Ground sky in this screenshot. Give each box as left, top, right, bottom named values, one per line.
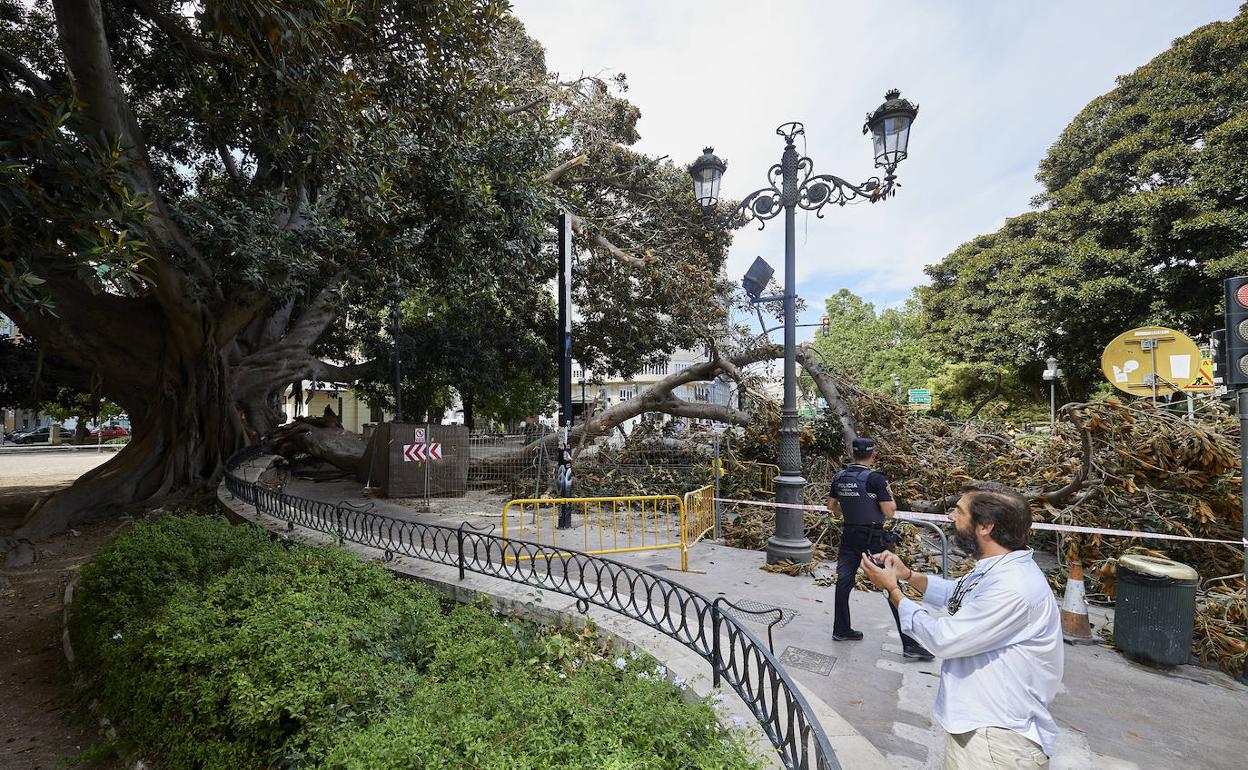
left=510, top=0, right=1243, bottom=342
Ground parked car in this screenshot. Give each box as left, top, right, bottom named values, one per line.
left=89, top=425, right=130, bottom=440
left=13, top=425, right=60, bottom=444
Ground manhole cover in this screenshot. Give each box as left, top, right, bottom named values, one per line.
left=779, top=646, right=836, bottom=676
left=720, top=598, right=798, bottom=628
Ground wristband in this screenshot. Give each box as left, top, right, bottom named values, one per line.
left=904, top=566, right=914, bottom=581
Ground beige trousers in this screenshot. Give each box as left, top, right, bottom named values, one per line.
left=944, top=727, right=1049, bottom=769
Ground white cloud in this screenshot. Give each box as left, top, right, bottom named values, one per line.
left=512, top=0, right=1241, bottom=341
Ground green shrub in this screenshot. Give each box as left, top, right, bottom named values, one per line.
left=70, top=514, right=759, bottom=770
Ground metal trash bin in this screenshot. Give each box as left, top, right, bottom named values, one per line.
left=1114, top=554, right=1198, bottom=667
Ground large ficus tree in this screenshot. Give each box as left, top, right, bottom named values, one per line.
left=920, top=7, right=1248, bottom=397
left=0, top=1, right=738, bottom=537
left=0, top=0, right=542, bottom=536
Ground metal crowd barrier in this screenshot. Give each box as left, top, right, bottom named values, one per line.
left=223, top=446, right=840, bottom=770
left=683, top=484, right=717, bottom=545
left=742, top=461, right=780, bottom=496
left=502, top=495, right=688, bottom=568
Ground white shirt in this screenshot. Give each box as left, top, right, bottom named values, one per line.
left=898, top=549, right=1064, bottom=755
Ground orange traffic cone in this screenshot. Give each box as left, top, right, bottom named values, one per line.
left=1061, top=556, right=1095, bottom=643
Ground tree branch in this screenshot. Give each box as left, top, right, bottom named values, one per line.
left=53, top=0, right=222, bottom=319
left=0, top=47, right=55, bottom=97
left=544, top=154, right=587, bottom=183
left=282, top=277, right=345, bottom=349
left=1039, top=408, right=1093, bottom=505
left=216, top=142, right=241, bottom=185
left=502, top=94, right=545, bottom=116
left=794, top=343, right=857, bottom=451
left=311, top=360, right=375, bottom=383
left=126, top=0, right=231, bottom=64
left=568, top=213, right=652, bottom=267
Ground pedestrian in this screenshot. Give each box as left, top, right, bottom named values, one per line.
left=826, top=436, right=933, bottom=659
left=860, top=481, right=1063, bottom=769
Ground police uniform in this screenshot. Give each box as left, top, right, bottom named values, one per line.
left=829, top=454, right=930, bottom=657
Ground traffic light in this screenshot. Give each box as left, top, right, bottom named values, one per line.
left=1211, top=328, right=1226, bottom=386
left=1223, top=277, right=1248, bottom=387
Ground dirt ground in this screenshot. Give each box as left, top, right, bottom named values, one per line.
left=0, top=451, right=115, bottom=770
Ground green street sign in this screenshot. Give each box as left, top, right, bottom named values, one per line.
left=908, top=388, right=931, bottom=411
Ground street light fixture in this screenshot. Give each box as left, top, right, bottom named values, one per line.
left=892, top=373, right=902, bottom=400
left=690, top=90, right=918, bottom=565
left=1042, top=356, right=1064, bottom=428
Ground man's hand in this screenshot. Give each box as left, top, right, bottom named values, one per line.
left=860, top=552, right=904, bottom=592
left=879, top=550, right=910, bottom=576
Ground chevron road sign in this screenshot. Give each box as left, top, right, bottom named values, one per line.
left=402, top=442, right=442, bottom=462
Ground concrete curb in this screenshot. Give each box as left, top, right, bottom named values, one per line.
left=217, top=455, right=890, bottom=770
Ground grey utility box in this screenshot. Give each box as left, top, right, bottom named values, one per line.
left=1114, top=554, right=1198, bottom=668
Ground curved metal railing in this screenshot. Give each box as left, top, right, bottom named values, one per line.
left=223, top=446, right=840, bottom=770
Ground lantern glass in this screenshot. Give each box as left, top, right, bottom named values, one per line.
left=884, top=114, right=911, bottom=163
left=688, top=147, right=726, bottom=208
left=693, top=166, right=722, bottom=207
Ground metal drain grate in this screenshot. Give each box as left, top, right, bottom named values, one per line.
left=720, top=598, right=798, bottom=628
left=779, top=646, right=836, bottom=676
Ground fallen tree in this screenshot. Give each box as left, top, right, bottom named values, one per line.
left=732, top=356, right=1247, bottom=675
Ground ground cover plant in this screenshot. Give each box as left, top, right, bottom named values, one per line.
left=69, top=514, right=758, bottom=770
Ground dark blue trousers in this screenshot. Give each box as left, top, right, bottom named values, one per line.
left=834, top=525, right=921, bottom=649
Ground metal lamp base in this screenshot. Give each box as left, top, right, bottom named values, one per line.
left=766, top=535, right=814, bottom=564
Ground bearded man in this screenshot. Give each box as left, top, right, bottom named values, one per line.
left=860, top=481, right=1064, bottom=770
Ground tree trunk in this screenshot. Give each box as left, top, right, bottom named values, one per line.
left=462, top=392, right=474, bottom=431
left=794, top=343, right=858, bottom=451
left=15, top=343, right=243, bottom=539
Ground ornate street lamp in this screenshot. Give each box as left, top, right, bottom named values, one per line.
left=1043, top=356, right=1064, bottom=428
left=689, top=90, right=918, bottom=565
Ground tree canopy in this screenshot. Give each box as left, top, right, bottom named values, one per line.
left=0, top=0, right=733, bottom=535
left=919, top=7, right=1248, bottom=398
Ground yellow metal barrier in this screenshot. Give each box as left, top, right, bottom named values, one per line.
left=683, top=484, right=716, bottom=546
left=502, top=495, right=690, bottom=570
left=742, top=461, right=779, bottom=496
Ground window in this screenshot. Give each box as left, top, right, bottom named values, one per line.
left=573, top=369, right=584, bottom=380
left=693, top=386, right=710, bottom=402
left=370, top=404, right=383, bottom=423
left=619, top=387, right=634, bottom=401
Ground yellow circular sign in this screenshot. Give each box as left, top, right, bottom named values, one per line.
left=1100, top=327, right=1201, bottom=396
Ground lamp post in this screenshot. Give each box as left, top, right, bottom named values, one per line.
left=689, top=90, right=918, bottom=565
left=1043, top=356, right=1063, bottom=428
left=892, top=373, right=902, bottom=401
left=389, top=278, right=403, bottom=423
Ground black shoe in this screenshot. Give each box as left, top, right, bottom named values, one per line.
left=903, top=645, right=934, bottom=660
left=832, top=629, right=864, bottom=641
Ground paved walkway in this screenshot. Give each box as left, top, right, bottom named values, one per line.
left=281, top=477, right=1248, bottom=770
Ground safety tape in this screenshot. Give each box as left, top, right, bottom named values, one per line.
left=711, top=497, right=1248, bottom=547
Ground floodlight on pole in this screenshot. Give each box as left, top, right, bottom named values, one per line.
left=742, top=256, right=776, bottom=302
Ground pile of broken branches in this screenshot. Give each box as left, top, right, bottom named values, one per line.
left=725, top=372, right=1246, bottom=675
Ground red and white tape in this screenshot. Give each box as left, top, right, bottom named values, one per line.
left=711, top=497, right=1248, bottom=547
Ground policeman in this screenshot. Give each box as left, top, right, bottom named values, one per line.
left=826, top=436, right=933, bottom=660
